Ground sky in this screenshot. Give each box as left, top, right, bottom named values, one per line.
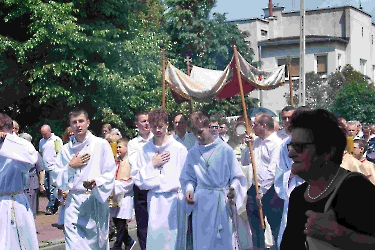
left=212, top=0, right=375, bottom=21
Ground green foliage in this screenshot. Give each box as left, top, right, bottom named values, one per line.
left=0, top=0, right=259, bottom=143
left=331, top=81, right=375, bottom=123
left=0, top=0, right=167, bottom=140
left=285, top=64, right=370, bottom=110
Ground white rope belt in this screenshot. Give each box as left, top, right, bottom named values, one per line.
left=0, top=190, right=27, bottom=249
left=197, top=185, right=229, bottom=239
left=0, top=190, right=24, bottom=197
left=69, top=190, right=92, bottom=195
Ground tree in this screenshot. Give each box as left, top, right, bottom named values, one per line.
left=331, top=81, right=375, bottom=123
left=284, top=64, right=370, bottom=110
left=0, top=0, right=167, bottom=141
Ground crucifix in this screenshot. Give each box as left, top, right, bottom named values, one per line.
left=184, top=55, right=193, bottom=113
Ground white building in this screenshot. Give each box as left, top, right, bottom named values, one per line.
left=231, top=5, right=375, bottom=115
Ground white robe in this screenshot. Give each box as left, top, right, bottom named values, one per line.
left=131, top=136, right=188, bottom=250
left=180, top=138, right=247, bottom=250
left=0, top=133, right=39, bottom=250
left=110, top=178, right=134, bottom=220
left=51, top=132, right=116, bottom=250
left=274, top=136, right=304, bottom=248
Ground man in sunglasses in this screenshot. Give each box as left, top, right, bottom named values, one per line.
left=241, top=113, right=284, bottom=250
left=209, top=117, right=220, bottom=137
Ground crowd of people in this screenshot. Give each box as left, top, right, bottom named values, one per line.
left=0, top=105, right=375, bottom=250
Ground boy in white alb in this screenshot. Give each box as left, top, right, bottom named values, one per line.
left=111, top=138, right=136, bottom=250
left=131, top=108, right=188, bottom=249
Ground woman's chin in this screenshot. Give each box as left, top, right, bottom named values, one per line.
left=291, top=163, right=301, bottom=176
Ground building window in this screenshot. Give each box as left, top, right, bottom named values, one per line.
left=362, top=27, right=364, bottom=37
left=372, top=35, right=374, bottom=45
left=316, top=55, right=328, bottom=75
left=261, top=29, right=268, bottom=37
left=360, top=59, right=367, bottom=75
left=278, top=58, right=300, bottom=78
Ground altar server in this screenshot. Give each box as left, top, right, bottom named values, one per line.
left=0, top=113, right=39, bottom=249
left=51, top=108, right=116, bottom=249
left=180, top=111, right=247, bottom=250
left=131, top=108, right=188, bottom=249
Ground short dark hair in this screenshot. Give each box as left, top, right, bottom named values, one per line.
left=290, top=109, right=346, bottom=165
left=281, top=105, right=296, bottom=113
left=188, top=111, right=210, bottom=131
left=69, top=108, right=89, bottom=120
left=148, top=108, right=168, bottom=126
left=0, top=113, right=13, bottom=130
left=354, top=139, right=368, bottom=154
left=219, top=118, right=228, bottom=126
left=134, top=110, right=148, bottom=122
left=174, top=113, right=187, bottom=121
left=102, top=123, right=112, bottom=130
left=258, top=114, right=274, bottom=130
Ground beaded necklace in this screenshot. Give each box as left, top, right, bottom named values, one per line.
left=307, top=168, right=341, bottom=200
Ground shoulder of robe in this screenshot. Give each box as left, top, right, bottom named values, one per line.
left=9, top=134, right=37, bottom=154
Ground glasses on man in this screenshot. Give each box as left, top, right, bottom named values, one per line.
left=287, top=142, right=315, bottom=154
left=210, top=126, right=219, bottom=129
left=281, top=116, right=291, bottom=121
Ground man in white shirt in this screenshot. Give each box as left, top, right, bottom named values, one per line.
left=241, top=113, right=284, bottom=250
left=51, top=108, right=116, bottom=249
left=276, top=106, right=295, bottom=141
left=128, top=111, right=153, bottom=250
left=173, top=113, right=196, bottom=150
left=39, top=124, right=63, bottom=215
left=219, top=119, right=230, bottom=143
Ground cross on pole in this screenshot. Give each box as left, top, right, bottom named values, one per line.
left=184, top=56, right=192, bottom=76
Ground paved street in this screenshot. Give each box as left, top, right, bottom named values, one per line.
left=36, top=195, right=141, bottom=249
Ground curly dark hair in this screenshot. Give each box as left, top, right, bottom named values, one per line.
left=0, top=113, right=13, bottom=131
left=148, top=108, right=168, bottom=126
left=289, top=109, right=346, bottom=165
left=188, top=111, right=210, bottom=131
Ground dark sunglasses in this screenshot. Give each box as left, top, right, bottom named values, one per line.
left=210, top=126, right=219, bottom=129
left=287, top=142, right=315, bottom=153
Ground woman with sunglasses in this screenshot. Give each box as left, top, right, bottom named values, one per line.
left=280, top=109, right=375, bottom=249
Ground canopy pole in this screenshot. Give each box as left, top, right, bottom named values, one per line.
left=161, top=49, right=167, bottom=108
left=233, top=45, right=265, bottom=229
left=287, top=56, right=294, bottom=106
left=185, top=56, right=193, bottom=113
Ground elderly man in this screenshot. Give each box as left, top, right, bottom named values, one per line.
left=241, top=113, right=284, bottom=250
left=51, top=108, right=116, bottom=249
left=128, top=111, right=153, bottom=250
left=173, top=113, right=196, bottom=150
left=39, top=124, right=63, bottom=215
left=0, top=113, right=40, bottom=249
left=347, top=121, right=359, bottom=138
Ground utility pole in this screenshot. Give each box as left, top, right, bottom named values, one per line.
left=299, top=0, right=306, bottom=106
